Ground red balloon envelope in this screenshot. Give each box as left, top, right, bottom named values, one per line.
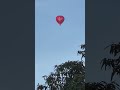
left=56, top=16, right=64, bottom=25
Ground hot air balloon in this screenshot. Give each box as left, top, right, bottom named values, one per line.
left=56, top=15, right=64, bottom=26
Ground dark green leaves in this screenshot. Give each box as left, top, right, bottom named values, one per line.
left=78, top=44, right=85, bottom=60
left=105, top=42, right=120, bottom=56
left=101, top=42, right=120, bottom=81
left=43, top=61, right=85, bottom=90
left=86, top=81, right=120, bottom=90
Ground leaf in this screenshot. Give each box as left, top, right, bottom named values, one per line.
left=111, top=70, right=116, bottom=81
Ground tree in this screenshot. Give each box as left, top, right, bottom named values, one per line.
left=86, top=81, right=120, bottom=90
left=78, top=44, right=85, bottom=61
left=44, top=60, right=85, bottom=90
left=101, top=42, right=120, bottom=81
left=37, top=44, right=85, bottom=90
left=86, top=42, right=120, bottom=90
left=37, top=83, right=47, bottom=90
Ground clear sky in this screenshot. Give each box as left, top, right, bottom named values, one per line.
left=35, top=0, right=85, bottom=88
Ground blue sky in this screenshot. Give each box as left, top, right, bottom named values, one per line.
left=35, top=0, right=85, bottom=88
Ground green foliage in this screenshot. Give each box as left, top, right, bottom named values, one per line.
left=37, top=44, right=85, bottom=90
left=104, top=42, right=120, bottom=56
left=37, top=84, right=47, bottom=90
left=101, top=42, right=120, bottom=81
left=85, top=81, right=120, bottom=90
left=78, top=44, right=85, bottom=61
left=86, top=42, right=120, bottom=90
left=44, top=61, right=85, bottom=90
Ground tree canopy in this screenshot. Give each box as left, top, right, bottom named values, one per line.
left=37, top=44, right=85, bottom=90
left=86, top=42, right=120, bottom=90
left=43, top=60, right=85, bottom=90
